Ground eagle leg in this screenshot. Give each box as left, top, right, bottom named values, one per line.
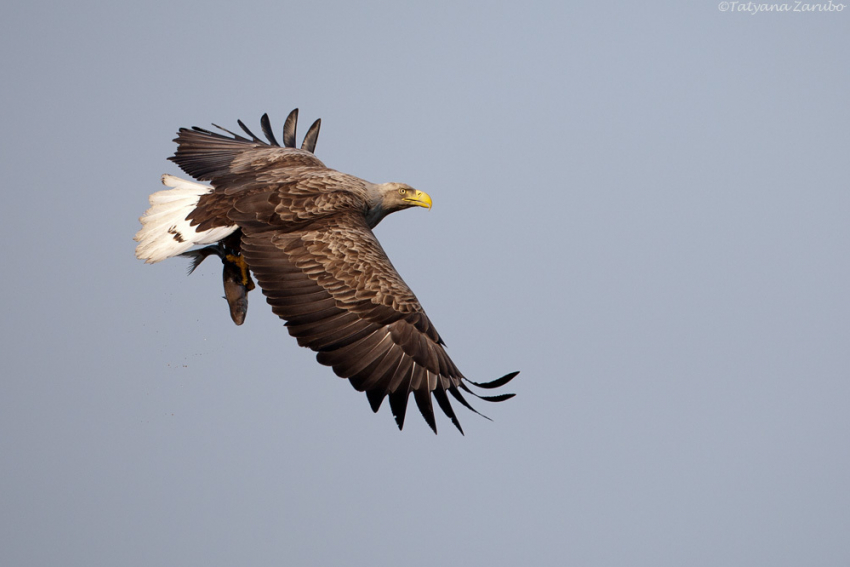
left=224, top=253, right=255, bottom=290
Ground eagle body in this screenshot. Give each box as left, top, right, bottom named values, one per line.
left=135, top=110, right=517, bottom=433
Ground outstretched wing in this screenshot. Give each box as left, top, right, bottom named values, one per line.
left=232, top=205, right=517, bottom=434
left=169, top=109, right=326, bottom=185
left=170, top=111, right=332, bottom=236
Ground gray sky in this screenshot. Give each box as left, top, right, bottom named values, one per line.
left=2, top=1, right=848, bottom=565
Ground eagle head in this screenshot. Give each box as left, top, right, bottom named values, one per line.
left=381, top=182, right=432, bottom=212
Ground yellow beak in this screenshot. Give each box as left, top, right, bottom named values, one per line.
left=404, top=190, right=432, bottom=210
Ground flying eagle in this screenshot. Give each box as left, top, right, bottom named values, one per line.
left=134, top=109, right=518, bottom=433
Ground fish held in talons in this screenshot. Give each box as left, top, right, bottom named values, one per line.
left=179, top=233, right=255, bottom=326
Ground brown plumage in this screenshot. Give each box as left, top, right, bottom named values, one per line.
left=140, top=109, right=518, bottom=433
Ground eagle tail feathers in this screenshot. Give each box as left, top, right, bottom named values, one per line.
left=134, top=174, right=236, bottom=264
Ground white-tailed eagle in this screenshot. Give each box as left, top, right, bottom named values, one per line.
left=135, top=109, right=518, bottom=433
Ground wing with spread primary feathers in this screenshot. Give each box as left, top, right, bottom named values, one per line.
left=169, top=109, right=325, bottom=185
left=231, top=202, right=516, bottom=434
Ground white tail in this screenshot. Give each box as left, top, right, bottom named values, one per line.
left=134, top=174, right=237, bottom=264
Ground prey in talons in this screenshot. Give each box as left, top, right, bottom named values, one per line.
left=180, top=232, right=255, bottom=325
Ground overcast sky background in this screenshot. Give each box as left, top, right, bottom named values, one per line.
left=1, top=1, right=848, bottom=565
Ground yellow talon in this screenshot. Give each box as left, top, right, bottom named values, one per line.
left=225, top=253, right=253, bottom=287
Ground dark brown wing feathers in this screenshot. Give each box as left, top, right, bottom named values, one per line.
left=260, top=113, right=279, bottom=147
left=301, top=119, right=321, bottom=153
left=169, top=112, right=518, bottom=433
left=283, top=109, right=298, bottom=148
left=169, top=110, right=325, bottom=184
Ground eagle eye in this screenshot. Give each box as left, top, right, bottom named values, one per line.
left=398, top=188, right=406, bottom=195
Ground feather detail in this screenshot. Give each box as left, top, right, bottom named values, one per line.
left=134, top=174, right=236, bottom=263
